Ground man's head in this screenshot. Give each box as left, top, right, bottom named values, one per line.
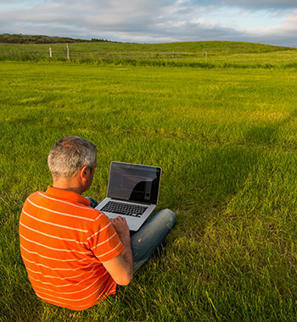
left=48, top=136, right=97, bottom=193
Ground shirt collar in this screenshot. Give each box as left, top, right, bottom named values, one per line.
left=45, top=186, right=91, bottom=206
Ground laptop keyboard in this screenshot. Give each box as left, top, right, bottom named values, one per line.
left=101, top=201, right=148, bottom=218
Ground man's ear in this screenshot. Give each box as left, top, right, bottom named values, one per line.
left=78, top=165, right=89, bottom=182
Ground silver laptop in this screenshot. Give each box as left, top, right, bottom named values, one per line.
left=95, top=161, right=161, bottom=231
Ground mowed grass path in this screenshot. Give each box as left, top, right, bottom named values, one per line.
left=0, top=61, right=296, bottom=320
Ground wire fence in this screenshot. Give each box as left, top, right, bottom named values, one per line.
left=1, top=43, right=297, bottom=69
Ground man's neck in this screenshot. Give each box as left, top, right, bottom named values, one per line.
left=52, top=177, right=83, bottom=195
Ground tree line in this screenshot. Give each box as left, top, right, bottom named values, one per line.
left=0, top=33, right=111, bottom=44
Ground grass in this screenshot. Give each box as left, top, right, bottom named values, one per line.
left=0, top=42, right=297, bottom=320
left=1, top=40, right=297, bottom=68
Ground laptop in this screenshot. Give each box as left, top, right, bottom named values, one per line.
left=95, top=161, right=161, bottom=231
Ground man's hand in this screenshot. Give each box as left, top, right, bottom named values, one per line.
left=103, top=216, right=133, bottom=285
left=110, top=217, right=130, bottom=246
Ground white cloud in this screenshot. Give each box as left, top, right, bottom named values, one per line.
left=284, top=10, right=297, bottom=29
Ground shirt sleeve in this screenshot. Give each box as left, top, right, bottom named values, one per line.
left=87, top=211, right=124, bottom=262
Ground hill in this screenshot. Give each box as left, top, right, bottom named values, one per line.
left=0, top=39, right=296, bottom=68
left=0, top=33, right=110, bottom=44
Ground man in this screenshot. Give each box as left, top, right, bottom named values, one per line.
left=19, top=136, right=176, bottom=311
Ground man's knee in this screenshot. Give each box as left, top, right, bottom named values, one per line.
left=158, top=208, right=176, bottom=230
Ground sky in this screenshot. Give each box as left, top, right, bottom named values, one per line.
left=0, top=0, right=297, bottom=47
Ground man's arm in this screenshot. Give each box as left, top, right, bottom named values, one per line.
left=102, top=217, right=133, bottom=285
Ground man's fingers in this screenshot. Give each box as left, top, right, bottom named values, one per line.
left=110, top=216, right=129, bottom=231
left=114, top=216, right=126, bottom=222
left=110, top=217, right=120, bottom=222
left=110, top=216, right=126, bottom=226
left=114, top=217, right=123, bottom=224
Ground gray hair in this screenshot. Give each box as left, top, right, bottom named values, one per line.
left=48, top=136, right=97, bottom=178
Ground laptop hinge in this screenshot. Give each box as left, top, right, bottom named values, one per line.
left=109, top=197, right=154, bottom=206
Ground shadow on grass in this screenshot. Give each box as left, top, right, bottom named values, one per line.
left=155, top=109, right=297, bottom=319
left=170, top=146, right=257, bottom=232
left=245, top=125, right=277, bottom=145
left=244, top=109, right=297, bottom=145
left=170, top=109, right=297, bottom=234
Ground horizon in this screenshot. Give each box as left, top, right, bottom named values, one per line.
left=1, top=33, right=296, bottom=49
left=0, top=1, right=297, bottom=48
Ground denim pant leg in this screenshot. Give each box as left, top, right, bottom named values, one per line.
left=131, top=208, right=176, bottom=273
left=86, top=197, right=99, bottom=208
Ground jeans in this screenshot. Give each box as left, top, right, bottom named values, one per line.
left=130, top=208, right=176, bottom=272
left=86, top=197, right=176, bottom=273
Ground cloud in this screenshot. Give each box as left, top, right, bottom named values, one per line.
left=0, top=0, right=296, bottom=47
left=245, top=9, right=297, bottom=46
left=191, top=0, right=297, bottom=10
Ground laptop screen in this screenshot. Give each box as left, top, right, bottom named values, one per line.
left=107, top=162, right=161, bottom=204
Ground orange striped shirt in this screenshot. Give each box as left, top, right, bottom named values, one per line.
left=19, top=186, right=124, bottom=311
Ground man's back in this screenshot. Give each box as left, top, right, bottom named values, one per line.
left=19, top=186, right=124, bottom=311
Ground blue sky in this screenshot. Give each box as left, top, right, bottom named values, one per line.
left=0, top=0, right=297, bottom=47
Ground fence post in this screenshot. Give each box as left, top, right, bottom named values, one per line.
left=66, top=43, right=70, bottom=60
left=49, top=47, right=52, bottom=58
left=204, top=51, right=208, bottom=60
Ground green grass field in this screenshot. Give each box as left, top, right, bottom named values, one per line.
left=0, top=41, right=296, bottom=320
left=1, top=40, right=297, bottom=68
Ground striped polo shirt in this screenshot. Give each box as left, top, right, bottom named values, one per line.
left=19, top=186, right=124, bottom=311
